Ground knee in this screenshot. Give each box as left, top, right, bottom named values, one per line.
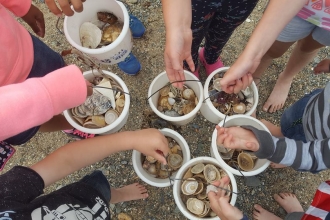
left=297, top=39, right=322, bottom=53
left=264, top=47, right=285, bottom=59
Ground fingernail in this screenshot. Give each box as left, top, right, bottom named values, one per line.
left=56, top=13, right=62, bottom=17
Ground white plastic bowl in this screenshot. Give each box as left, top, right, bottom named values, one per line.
left=148, top=71, right=203, bottom=126
left=63, top=70, right=130, bottom=135
left=200, top=67, right=259, bottom=124
left=173, top=157, right=237, bottom=220
left=211, top=115, right=270, bottom=176
left=64, top=0, right=132, bottom=65
left=132, top=128, right=191, bottom=187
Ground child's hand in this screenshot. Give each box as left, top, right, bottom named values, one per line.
left=216, top=125, right=259, bottom=152
left=85, top=80, right=93, bottom=97
left=22, top=5, right=45, bottom=38
left=314, top=59, right=330, bottom=74
left=131, top=129, right=169, bottom=165
left=208, top=176, right=244, bottom=220
left=45, top=0, right=84, bottom=17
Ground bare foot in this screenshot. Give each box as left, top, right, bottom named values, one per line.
left=110, top=183, right=148, bottom=204
left=260, top=119, right=283, bottom=137
left=274, top=193, right=304, bottom=213
left=270, top=162, right=287, bottom=169
left=263, top=72, right=292, bottom=113
left=253, top=204, right=281, bottom=220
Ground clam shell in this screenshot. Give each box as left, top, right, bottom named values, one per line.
left=233, top=102, right=246, bottom=114
left=213, top=78, right=222, bottom=91
left=167, top=153, right=183, bottom=169
left=182, top=103, right=195, bottom=115
left=158, top=96, right=172, bottom=111
left=79, top=22, right=102, bottom=49
left=73, top=116, right=85, bottom=125
left=193, top=182, right=204, bottom=195
left=101, top=23, right=122, bottom=44
left=181, top=178, right=198, bottom=195
left=196, top=187, right=207, bottom=200
left=238, top=152, right=254, bottom=171
left=146, top=155, right=157, bottom=163
left=182, top=89, right=196, bottom=100
left=186, top=198, right=205, bottom=215
left=83, top=120, right=101, bottom=128
left=116, top=98, right=125, bottom=108
left=105, top=109, right=119, bottom=125
left=183, top=167, right=193, bottom=179
left=191, top=163, right=205, bottom=174
left=91, top=115, right=106, bottom=127
left=147, top=164, right=157, bottom=175
left=203, top=164, right=221, bottom=183
left=159, top=86, right=170, bottom=97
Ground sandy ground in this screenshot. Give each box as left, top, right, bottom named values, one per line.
left=2, top=0, right=330, bottom=219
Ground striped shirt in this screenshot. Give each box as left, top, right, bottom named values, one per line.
left=244, top=82, right=330, bottom=172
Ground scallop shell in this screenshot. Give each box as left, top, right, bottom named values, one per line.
left=191, top=163, right=205, bottom=174
left=186, top=198, right=205, bottom=215
left=79, top=22, right=102, bottom=49
left=203, top=164, right=221, bottom=183
left=238, top=152, right=254, bottom=171
left=167, top=153, right=183, bottom=169
left=181, top=178, right=198, bottom=195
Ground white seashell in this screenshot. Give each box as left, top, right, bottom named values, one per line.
left=181, top=178, right=198, bottom=195
left=168, top=97, right=175, bottom=105
left=105, top=109, right=119, bottom=125
left=79, top=22, right=102, bottom=49
left=94, top=78, right=116, bottom=109
left=191, top=163, right=204, bottom=174
left=186, top=198, right=205, bottom=215
left=168, top=92, right=175, bottom=98
left=213, top=78, right=222, bottom=91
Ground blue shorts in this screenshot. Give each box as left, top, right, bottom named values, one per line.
left=4, top=34, right=65, bottom=145
left=79, top=170, right=111, bottom=202
left=280, top=89, right=322, bottom=142
left=277, top=15, right=330, bottom=46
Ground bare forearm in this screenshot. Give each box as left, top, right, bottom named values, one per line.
left=31, top=131, right=134, bottom=186
left=243, top=0, right=306, bottom=60
left=162, top=0, right=191, bottom=33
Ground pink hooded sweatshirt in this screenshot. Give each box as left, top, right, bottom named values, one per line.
left=0, top=1, right=87, bottom=140
left=0, top=0, right=33, bottom=85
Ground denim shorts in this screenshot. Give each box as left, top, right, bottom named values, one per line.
left=79, top=170, right=111, bottom=203
left=277, top=15, right=330, bottom=45
left=280, top=89, right=322, bottom=142
left=4, top=34, right=65, bottom=145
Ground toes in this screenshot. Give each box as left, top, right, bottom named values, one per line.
left=254, top=204, right=264, bottom=212
left=274, top=193, right=283, bottom=202
left=142, top=193, right=149, bottom=199
left=263, top=103, right=270, bottom=112
left=279, top=192, right=288, bottom=198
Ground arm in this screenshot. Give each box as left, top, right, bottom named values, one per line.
left=220, top=0, right=306, bottom=94
left=45, top=0, right=84, bottom=16
left=162, top=0, right=194, bottom=88
left=31, top=128, right=169, bottom=187
left=0, top=0, right=31, bottom=17
left=216, top=125, right=330, bottom=172
left=0, top=65, right=87, bottom=141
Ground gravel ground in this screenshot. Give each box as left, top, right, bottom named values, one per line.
left=2, top=0, right=330, bottom=219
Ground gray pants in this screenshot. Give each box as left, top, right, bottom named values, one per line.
left=285, top=212, right=304, bottom=220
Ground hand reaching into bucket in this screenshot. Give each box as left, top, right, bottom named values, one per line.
left=45, top=0, right=85, bottom=17
left=208, top=176, right=245, bottom=220
left=216, top=125, right=259, bottom=152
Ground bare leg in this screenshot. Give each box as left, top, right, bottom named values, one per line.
left=253, top=204, right=282, bottom=220
left=260, top=119, right=283, bottom=138
left=110, top=183, right=148, bottom=204
left=38, top=115, right=73, bottom=132
left=274, top=193, right=304, bottom=213
left=263, top=34, right=324, bottom=113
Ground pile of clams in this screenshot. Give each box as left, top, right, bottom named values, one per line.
left=157, top=84, right=198, bottom=117
left=208, top=73, right=254, bottom=115
left=142, top=137, right=183, bottom=178
left=180, top=163, right=231, bottom=218
left=71, top=75, right=125, bottom=129
left=218, top=144, right=258, bottom=171
left=80, top=12, right=123, bottom=49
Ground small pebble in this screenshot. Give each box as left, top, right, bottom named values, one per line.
left=121, top=160, right=128, bottom=165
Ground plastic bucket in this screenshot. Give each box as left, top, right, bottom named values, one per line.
left=211, top=115, right=270, bottom=176
left=63, top=70, right=130, bottom=135
left=200, top=67, right=259, bottom=124
left=148, top=71, right=203, bottom=126
left=132, top=128, right=191, bottom=187
left=173, top=156, right=237, bottom=220
left=63, top=0, right=132, bottom=65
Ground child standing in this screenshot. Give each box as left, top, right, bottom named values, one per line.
left=162, top=0, right=258, bottom=88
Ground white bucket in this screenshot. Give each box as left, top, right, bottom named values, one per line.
left=173, top=157, right=237, bottom=220
left=63, top=70, right=130, bottom=135
left=148, top=71, right=203, bottom=126
left=200, top=67, right=259, bottom=124
left=63, top=0, right=132, bottom=65
left=132, top=128, right=191, bottom=187
left=211, top=115, right=270, bottom=176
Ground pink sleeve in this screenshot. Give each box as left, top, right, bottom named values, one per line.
left=0, top=0, right=32, bottom=17
left=0, top=65, right=87, bottom=141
